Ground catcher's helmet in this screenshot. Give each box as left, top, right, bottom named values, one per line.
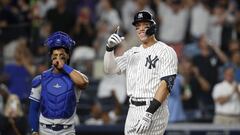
left=132, top=10, right=156, bottom=26
left=44, top=31, right=75, bottom=50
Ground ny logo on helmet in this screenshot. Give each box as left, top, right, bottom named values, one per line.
left=138, top=13, right=143, bottom=19
left=145, top=55, right=159, bottom=69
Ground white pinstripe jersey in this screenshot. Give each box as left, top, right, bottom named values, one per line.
left=115, top=41, right=178, bottom=98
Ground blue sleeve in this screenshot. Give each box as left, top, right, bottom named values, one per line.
left=32, top=75, right=42, bottom=88
left=28, top=99, right=40, bottom=132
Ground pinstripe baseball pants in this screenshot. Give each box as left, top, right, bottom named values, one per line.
left=124, top=99, right=169, bottom=135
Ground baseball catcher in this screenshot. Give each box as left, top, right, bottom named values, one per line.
left=28, top=31, right=89, bottom=135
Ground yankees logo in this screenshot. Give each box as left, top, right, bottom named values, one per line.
left=145, top=55, right=159, bottom=69
left=138, top=13, right=143, bottom=19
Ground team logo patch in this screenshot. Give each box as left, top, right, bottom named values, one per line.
left=53, top=83, right=62, bottom=88
left=138, top=13, right=143, bottom=19
left=145, top=55, right=159, bottom=69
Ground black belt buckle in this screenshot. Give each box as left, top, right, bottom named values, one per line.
left=131, top=99, right=146, bottom=106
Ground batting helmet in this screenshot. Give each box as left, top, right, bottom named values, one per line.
left=132, top=10, right=156, bottom=26
left=44, top=31, right=75, bottom=51
left=132, top=10, right=157, bottom=36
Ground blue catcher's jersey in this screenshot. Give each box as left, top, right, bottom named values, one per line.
left=40, top=69, right=76, bottom=119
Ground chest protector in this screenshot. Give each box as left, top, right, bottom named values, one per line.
left=40, top=69, right=76, bottom=119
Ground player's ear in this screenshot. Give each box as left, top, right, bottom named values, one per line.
left=66, top=54, right=70, bottom=60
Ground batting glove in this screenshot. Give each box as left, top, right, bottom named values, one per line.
left=106, top=26, right=124, bottom=50
left=107, top=33, right=124, bottom=48
left=135, top=112, right=153, bottom=134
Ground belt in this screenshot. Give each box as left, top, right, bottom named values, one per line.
left=130, top=99, right=153, bottom=106
left=40, top=123, right=72, bottom=131
left=131, top=99, right=147, bottom=106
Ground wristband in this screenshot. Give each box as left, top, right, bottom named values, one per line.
left=106, top=45, right=116, bottom=52
left=63, top=64, right=74, bottom=74
left=146, top=98, right=162, bottom=114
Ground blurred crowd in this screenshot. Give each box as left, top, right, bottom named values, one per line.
left=0, top=0, right=240, bottom=134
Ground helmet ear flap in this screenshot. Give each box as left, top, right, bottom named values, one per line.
left=146, top=23, right=157, bottom=36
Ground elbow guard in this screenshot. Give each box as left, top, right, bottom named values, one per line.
left=161, top=74, right=176, bottom=92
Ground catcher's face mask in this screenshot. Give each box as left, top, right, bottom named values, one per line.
left=45, top=31, right=75, bottom=65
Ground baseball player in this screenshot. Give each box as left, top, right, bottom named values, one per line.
left=28, top=31, right=89, bottom=135
left=104, top=10, right=178, bottom=135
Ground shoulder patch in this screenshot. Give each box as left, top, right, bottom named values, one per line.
left=32, top=75, right=42, bottom=88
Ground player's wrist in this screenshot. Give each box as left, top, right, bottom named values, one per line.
left=106, top=44, right=116, bottom=52
left=63, top=64, right=74, bottom=74
left=106, top=45, right=116, bottom=52
left=146, top=98, right=162, bottom=114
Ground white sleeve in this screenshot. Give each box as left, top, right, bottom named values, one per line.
left=104, top=48, right=132, bottom=74
left=159, top=47, right=178, bottom=78
left=104, top=51, right=121, bottom=74
left=29, top=85, right=42, bottom=102
left=115, top=49, right=131, bottom=73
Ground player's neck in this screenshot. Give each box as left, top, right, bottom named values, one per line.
left=52, top=68, right=62, bottom=74
left=142, top=37, right=157, bottom=48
